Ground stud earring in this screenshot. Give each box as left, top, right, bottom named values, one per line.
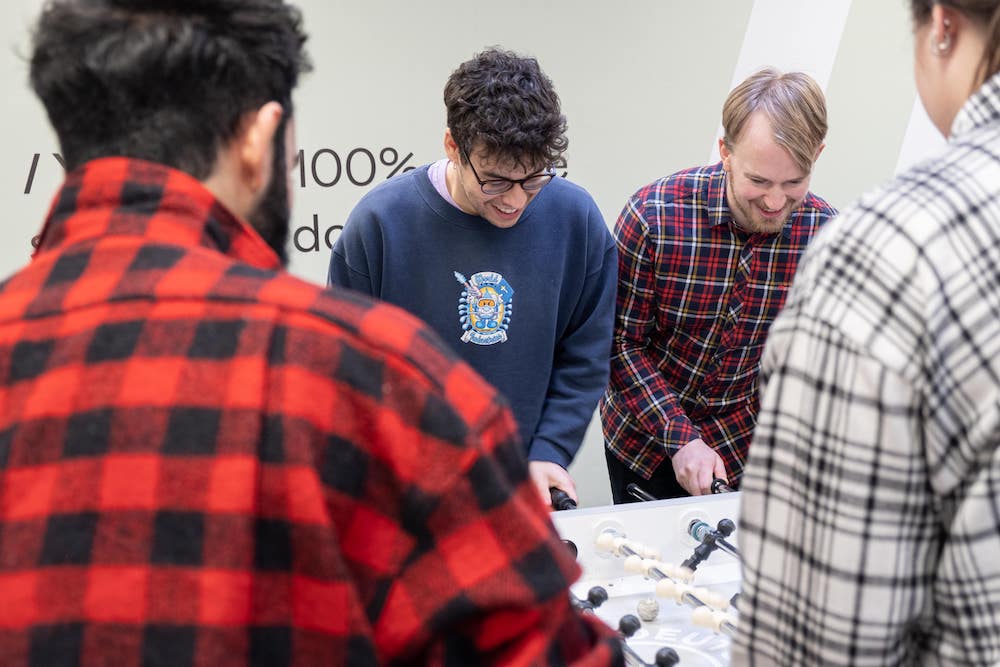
left=935, top=18, right=953, bottom=54
left=936, top=33, right=952, bottom=54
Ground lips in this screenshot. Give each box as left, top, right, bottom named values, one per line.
left=491, top=203, right=522, bottom=223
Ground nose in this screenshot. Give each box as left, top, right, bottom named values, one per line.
left=762, top=189, right=784, bottom=211
left=500, top=185, right=530, bottom=208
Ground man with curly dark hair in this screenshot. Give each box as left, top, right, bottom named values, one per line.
left=329, top=47, right=617, bottom=508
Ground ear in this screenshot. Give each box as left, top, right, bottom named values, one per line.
left=813, top=142, right=826, bottom=163
left=444, top=128, right=461, bottom=163
left=718, top=138, right=731, bottom=171
left=931, top=3, right=957, bottom=55
left=237, top=101, right=284, bottom=194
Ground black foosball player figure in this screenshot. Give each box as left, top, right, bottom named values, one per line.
left=617, top=614, right=681, bottom=666
left=654, top=647, right=680, bottom=667
left=682, top=518, right=739, bottom=571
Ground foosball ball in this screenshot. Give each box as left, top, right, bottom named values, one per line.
left=552, top=492, right=741, bottom=666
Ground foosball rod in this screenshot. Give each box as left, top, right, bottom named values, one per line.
left=569, top=590, right=678, bottom=667
left=597, top=531, right=732, bottom=611
left=688, top=519, right=742, bottom=561
left=595, top=531, right=739, bottom=637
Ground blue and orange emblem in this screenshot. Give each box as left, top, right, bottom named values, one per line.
left=455, top=271, right=514, bottom=345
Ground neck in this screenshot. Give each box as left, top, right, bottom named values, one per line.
left=444, top=160, right=458, bottom=198
left=444, top=160, right=476, bottom=215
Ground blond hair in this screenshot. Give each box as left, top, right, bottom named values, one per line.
left=722, top=68, right=827, bottom=173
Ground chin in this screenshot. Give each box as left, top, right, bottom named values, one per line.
left=486, top=215, right=522, bottom=229
left=749, top=215, right=789, bottom=234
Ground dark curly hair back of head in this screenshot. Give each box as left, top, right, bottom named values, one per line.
left=30, top=0, right=311, bottom=178
left=444, top=47, right=568, bottom=172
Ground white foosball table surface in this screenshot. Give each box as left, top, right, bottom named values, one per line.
left=552, top=493, right=742, bottom=667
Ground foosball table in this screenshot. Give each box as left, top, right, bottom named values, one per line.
left=552, top=493, right=742, bottom=667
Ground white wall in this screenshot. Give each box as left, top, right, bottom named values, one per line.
left=2, top=1, right=945, bottom=507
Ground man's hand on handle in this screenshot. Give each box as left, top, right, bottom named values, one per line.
left=529, top=460, right=578, bottom=509
left=671, top=438, right=727, bottom=496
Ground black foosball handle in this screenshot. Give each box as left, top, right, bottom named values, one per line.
left=711, top=478, right=734, bottom=494
left=550, top=487, right=577, bottom=511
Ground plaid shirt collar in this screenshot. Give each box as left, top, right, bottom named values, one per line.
left=707, top=165, right=732, bottom=230
left=32, top=157, right=282, bottom=271
left=952, top=69, right=1000, bottom=138
left=707, top=162, right=795, bottom=241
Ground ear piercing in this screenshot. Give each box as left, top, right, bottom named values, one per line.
left=935, top=18, right=952, bottom=55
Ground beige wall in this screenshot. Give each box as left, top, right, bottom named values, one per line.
left=2, top=1, right=935, bottom=506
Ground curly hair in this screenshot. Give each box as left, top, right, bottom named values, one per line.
left=444, top=47, right=568, bottom=172
left=30, top=0, right=311, bottom=178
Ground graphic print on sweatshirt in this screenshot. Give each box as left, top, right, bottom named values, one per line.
left=454, top=271, right=514, bottom=345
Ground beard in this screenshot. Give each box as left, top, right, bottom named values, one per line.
left=248, top=120, right=291, bottom=266
left=727, top=182, right=796, bottom=235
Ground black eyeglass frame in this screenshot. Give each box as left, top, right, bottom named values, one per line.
left=460, top=149, right=556, bottom=195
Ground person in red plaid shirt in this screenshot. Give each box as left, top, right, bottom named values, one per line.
left=0, top=1, right=623, bottom=665
left=601, top=69, right=837, bottom=501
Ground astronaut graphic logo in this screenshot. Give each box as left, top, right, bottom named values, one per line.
left=455, top=271, right=514, bottom=345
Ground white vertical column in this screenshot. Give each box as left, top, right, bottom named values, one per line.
left=709, top=0, right=854, bottom=163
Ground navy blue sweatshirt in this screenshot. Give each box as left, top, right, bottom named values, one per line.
left=328, top=165, right=616, bottom=467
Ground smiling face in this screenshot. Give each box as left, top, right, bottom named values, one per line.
left=444, top=130, right=549, bottom=229
left=719, top=112, right=816, bottom=235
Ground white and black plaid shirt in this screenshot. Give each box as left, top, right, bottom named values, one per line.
left=734, top=70, right=1000, bottom=666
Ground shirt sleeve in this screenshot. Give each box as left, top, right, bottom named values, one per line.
left=527, top=220, right=618, bottom=468
left=608, top=197, right=700, bottom=455
left=374, top=396, right=623, bottom=666
left=327, top=204, right=378, bottom=294
left=733, top=209, right=1000, bottom=666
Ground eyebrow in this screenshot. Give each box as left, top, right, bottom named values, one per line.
left=478, top=164, right=550, bottom=180
left=747, top=172, right=807, bottom=183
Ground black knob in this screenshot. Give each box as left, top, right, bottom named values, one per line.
left=587, top=586, right=609, bottom=608
left=561, top=539, right=578, bottom=560
left=717, top=518, right=736, bottom=537
left=618, top=614, right=641, bottom=638
left=655, top=646, right=680, bottom=666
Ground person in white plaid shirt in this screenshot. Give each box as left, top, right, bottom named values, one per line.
left=734, top=1, right=1000, bottom=665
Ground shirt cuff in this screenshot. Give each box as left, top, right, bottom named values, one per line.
left=527, top=439, right=572, bottom=469
left=663, top=420, right=701, bottom=458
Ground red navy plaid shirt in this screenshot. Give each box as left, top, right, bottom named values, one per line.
left=0, top=158, right=622, bottom=666
left=600, top=162, right=834, bottom=484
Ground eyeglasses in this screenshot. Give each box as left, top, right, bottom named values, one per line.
left=461, top=149, right=555, bottom=195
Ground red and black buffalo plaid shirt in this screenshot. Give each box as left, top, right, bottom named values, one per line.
left=0, top=158, right=622, bottom=666
left=601, top=162, right=835, bottom=484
